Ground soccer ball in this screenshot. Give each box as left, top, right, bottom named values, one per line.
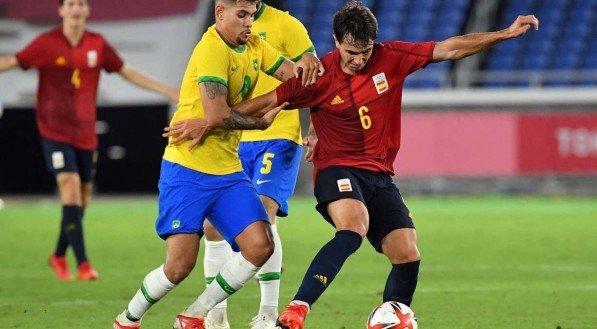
left=366, top=301, right=418, bottom=329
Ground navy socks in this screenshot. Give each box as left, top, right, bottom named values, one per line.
left=383, top=260, right=420, bottom=306
left=294, top=230, right=363, bottom=305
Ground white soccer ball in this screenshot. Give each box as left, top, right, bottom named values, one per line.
left=366, top=301, right=418, bottom=329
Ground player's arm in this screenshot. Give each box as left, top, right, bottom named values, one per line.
left=165, top=83, right=287, bottom=149
left=269, top=55, right=323, bottom=87
left=200, top=82, right=280, bottom=130
left=432, top=15, right=539, bottom=62
left=302, top=118, right=317, bottom=162
left=118, top=64, right=179, bottom=101
left=0, top=55, right=18, bottom=72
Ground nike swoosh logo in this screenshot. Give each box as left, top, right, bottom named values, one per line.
left=230, top=66, right=238, bottom=72
left=256, top=179, right=271, bottom=185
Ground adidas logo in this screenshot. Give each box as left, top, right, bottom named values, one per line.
left=331, top=95, right=344, bottom=105
left=313, top=274, right=328, bottom=286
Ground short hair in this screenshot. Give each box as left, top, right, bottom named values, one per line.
left=333, top=1, right=378, bottom=47
left=216, top=0, right=259, bottom=4
left=59, top=0, right=89, bottom=5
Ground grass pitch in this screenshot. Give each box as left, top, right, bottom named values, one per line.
left=0, top=195, right=596, bottom=328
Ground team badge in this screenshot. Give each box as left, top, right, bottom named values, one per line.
left=87, top=50, right=98, bottom=68
left=253, top=59, right=259, bottom=71
left=51, top=151, right=65, bottom=169
left=372, top=72, right=389, bottom=94
left=172, top=220, right=181, bottom=229
left=337, top=178, right=353, bottom=192
left=258, top=32, right=267, bottom=40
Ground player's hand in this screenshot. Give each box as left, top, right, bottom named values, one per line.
left=261, top=102, right=289, bottom=129
left=163, top=118, right=212, bottom=151
left=507, top=15, right=539, bottom=38
left=302, top=131, right=318, bottom=162
left=295, top=53, right=325, bottom=86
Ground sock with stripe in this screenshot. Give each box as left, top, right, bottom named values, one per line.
left=119, top=265, right=176, bottom=324
left=293, top=230, right=362, bottom=305
left=203, top=239, right=233, bottom=325
left=183, top=252, right=259, bottom=317
left=383, top=260, right=420, bottom=306
left=257, top=223, right=283, bottom=320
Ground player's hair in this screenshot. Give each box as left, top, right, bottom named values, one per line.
left=216, top=0, right=259, bottom=4
left=333, top=1, right=378, bottom=47
left=59, top=0, right=89, bottom=5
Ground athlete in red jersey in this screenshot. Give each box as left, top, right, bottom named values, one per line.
left=165, top=2, right=538, bottom=328
left=0, top=0, right=178, bottom=282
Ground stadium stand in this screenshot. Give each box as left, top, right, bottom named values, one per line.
left=283, top=0, right=596, bottom=88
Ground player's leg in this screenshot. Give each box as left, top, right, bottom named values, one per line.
left=75, top=148, right=99, bottom=280
left=42, top=139, right=85, bottom=281
left=203, top=220, right=233, bottom=329
left=115, top=234, right=199, bottom=329
left=247, top=140, right=302, bottom=328
left=177, top=178, right=273, bottom=326
left=278, top=167, right=366, bottom=329
left=114, top=160, right=209, bottom=328
left=368, top=184, right=420, bottom=306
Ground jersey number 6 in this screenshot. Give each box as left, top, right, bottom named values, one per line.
left=358, top=106, right=372, bottom=130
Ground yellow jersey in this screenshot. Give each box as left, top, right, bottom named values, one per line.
left=163, top=25, right=285, bottom=175
left=240, top=3, right=315, bottom=144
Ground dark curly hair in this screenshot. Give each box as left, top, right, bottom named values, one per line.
left=333, top=1, right=378, bottom=47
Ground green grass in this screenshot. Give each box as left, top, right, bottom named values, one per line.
left=0, top=196, right=596, bottom=328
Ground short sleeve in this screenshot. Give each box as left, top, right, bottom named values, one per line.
left=275, top=72, right=318, bottom=109
left=282, top=14, right=316, bottom=62
left=15, top=35, right=47, bottom=69
left=386, top=41, right=435, bottom=75
left=195, top=40, right=230, bottom=87
left=261, top=39, right=286, bottom=76
left=102, top=38, right=124, bottom=73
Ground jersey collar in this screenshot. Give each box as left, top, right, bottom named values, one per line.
left=254, top=2, right=266, bottom=22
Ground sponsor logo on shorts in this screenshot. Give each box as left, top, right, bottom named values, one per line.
left=51, top=151, right=65, bottom=169
left=337, top=178, right=352, bottom=192
left=256, top=179, right=272, bottom=185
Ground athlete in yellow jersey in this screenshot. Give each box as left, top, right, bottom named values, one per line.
left=198, top=2, right=321, bottom=329
left=113, top=1, right=321, bottom=329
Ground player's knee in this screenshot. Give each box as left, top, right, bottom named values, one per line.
left=244, top=237, right=274, bottom=266
left=164, top=259, right=196, bottom=284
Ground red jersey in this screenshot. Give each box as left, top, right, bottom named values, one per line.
left=276, top=41, right=435, bottom=177
left=16, top=27, right=124, bottom=150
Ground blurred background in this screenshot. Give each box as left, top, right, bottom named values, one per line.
left=0, top=0, right=596, bottom=197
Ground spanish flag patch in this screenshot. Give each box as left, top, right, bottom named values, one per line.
left=337, top=178, right=353, bottom=192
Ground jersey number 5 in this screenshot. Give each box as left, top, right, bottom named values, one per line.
left=260, top=152, right=275, bottom=174
left=358, top=106, right=372, bottom=130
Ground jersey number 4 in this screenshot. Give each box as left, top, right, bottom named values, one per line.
left=71, top=69, right=81, bottom=89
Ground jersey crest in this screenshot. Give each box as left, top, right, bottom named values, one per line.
left=87, top=50, right=98, bottom=68
left=258, top=32, right=267, bottom=40
left=372, top=72, right=389, bottom=94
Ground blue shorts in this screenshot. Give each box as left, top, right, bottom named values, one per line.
left=239, top=139, right=302, bottom=217
left=155, top=160, right=268, bottom=251
left=41, top=139, right=97, bottom=183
